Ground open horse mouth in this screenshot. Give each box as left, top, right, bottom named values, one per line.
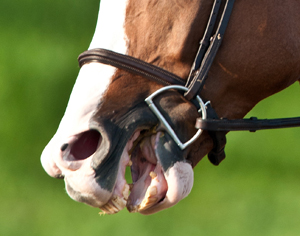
left=96, top=127, right=193, bottom=215
left=41, top=89, right=195, bottom=215
left=61, top=89, right=197, bottom=215
left=127, top=130, right=168, bottom=213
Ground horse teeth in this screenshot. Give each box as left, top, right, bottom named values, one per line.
left=127, top=160, right=132, bottom=166
left=149, top=171, right=157, bottom=179
left=148, top=186, right=157, bottom=197
left=111, top=199, right=124, bottom=211
left=104, top=202, right=119, bottom=214
left=100, top=205, right=108, bottom=212
left=111, top=195, right=126, bottom=210
left=127, top=186, right=158, bottom=212
left=100, top=205, right=111, bottom=214
left=138, top=186, right=158, bottom=211
left=147, top=197, right=158, bottom=204
left=139, top=197, right=158, bottom=210
left=127, top=205, right=139, bottom=213
left=100, top=193, right=128, bottom=215
left=108, top=203, right=120, bottom=213
left=123, top=184, right=130, bottom=200
left=129, top=183, right=134, bottom=191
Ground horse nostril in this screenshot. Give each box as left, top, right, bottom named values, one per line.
left=55, top=174, right=65, bottom=179
left=70, top=130, right=101, bottom=161
left=61, top=143, right=69, bottom=152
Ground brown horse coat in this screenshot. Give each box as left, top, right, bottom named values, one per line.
left=41, top=0, right=300, bottom=214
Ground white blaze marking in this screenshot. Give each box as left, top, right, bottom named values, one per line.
left=89, top=0, right=128, bottom=52
left=41, top=0, right=129, bottom=180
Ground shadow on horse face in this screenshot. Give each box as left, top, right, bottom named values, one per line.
left=41, top=0, right=300, bottom=215
left=42, top=70, right=204, bottom=214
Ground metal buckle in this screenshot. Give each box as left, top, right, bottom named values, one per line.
left=145, top=85, right=207, bottom=150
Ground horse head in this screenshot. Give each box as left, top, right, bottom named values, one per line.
left=41, top=0, right=300, bottom=215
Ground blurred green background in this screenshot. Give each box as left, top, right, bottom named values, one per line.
left=1, top=1, right=300, bottom=235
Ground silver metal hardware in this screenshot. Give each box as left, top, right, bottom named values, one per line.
left=145, top=85, right=207, bottom=150
left=198, top=101, right=211, bottom=113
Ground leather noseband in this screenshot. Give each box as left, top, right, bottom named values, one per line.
left=77, top=0, right=300, bottom=165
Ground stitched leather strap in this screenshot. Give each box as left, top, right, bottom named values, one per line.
left=76, top=0, right=300, bottom=166
left=184, top=0, right=235, bottom=100
left=196, top=116, right=300, bottom=132
left=78, top=48, right=185, bottom=86
left=185, top=0, right=222, bottom=87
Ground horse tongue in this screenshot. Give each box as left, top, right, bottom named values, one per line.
left=135, top=132, right=194, bottom=215
left=127, top=132, right=193, bottom=214
left=127, top=164, right=168, bottom=213
left=127, top=134, right=164, bottom=212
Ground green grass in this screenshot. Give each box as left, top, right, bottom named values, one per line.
left=1, top=1, right=300, bottom=235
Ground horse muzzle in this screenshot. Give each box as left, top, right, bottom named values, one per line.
left=41, top=92, right=198, bottom=214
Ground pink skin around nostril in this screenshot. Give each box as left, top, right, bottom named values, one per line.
left=41, top=153, right=63, bottom=178
left=69, top=130, right=101, bottom=161
left=42, top=130, right=101, bottom=177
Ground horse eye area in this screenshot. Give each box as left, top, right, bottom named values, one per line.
left=70, top=130, right=101, bottom=160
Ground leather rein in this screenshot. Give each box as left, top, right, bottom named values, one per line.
left=78, top=0, right=300, bottom=165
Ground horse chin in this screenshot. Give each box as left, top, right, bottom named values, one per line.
left=99, top=129, right=194, bottom=215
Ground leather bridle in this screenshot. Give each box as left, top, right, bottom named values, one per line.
left=78, top=0, right=300, bottom=165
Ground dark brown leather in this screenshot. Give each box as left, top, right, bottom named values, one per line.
left=78, top=48, right=185, bottom=86
left=185, top=0, right=222, bottom=87
left=184, top=0, right=236, bottom=100
left=196, top=116, right=300, bottom=132
left=76, top=0, right=300, bottom=166
left=208, top=131, right=227, bottom=165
